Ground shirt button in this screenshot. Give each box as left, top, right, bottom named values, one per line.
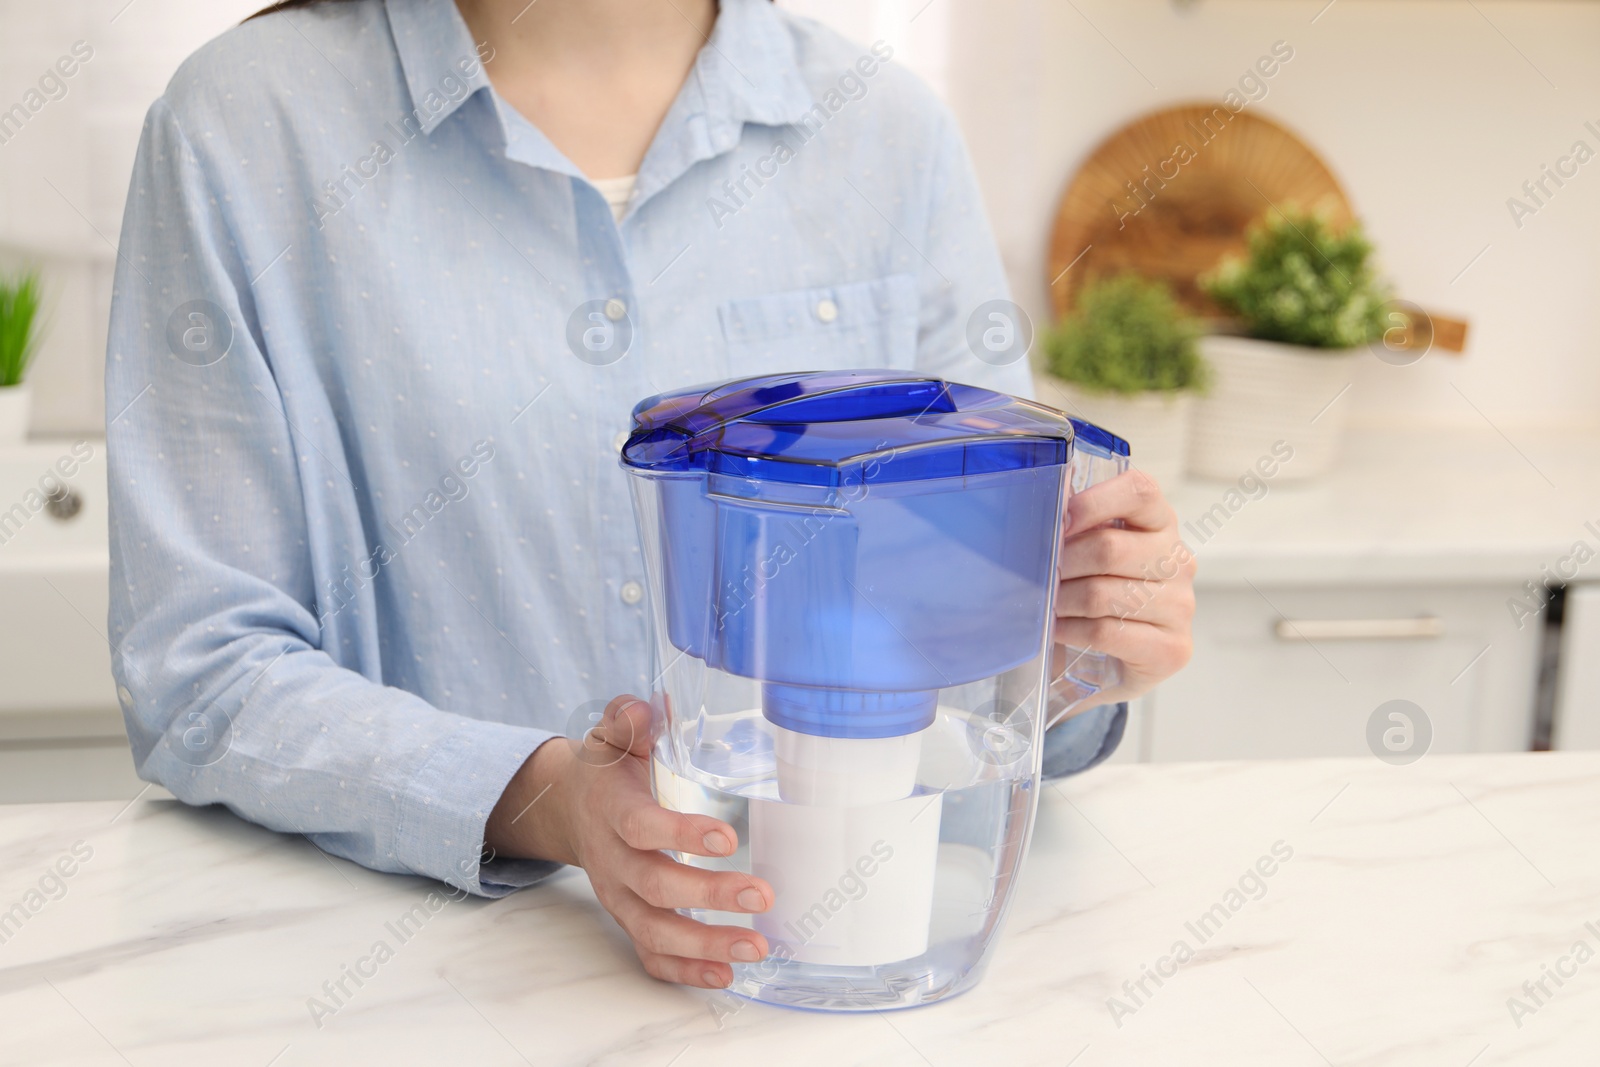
left=604, top=298, right=628, bottom=321
left=619, top=580, right=644, bottom=606
left=815, top=298, right=838, bottom=324
left=117, top=685, right=134, bottom=707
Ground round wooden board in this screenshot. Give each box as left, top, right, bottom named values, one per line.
left=1047, top=103, right=1352, bottom=323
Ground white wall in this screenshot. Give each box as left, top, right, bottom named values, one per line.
left=0, top=0, right=262, bottom=435
left=780, top=0, right=950, bottom=100
left=4, top=0, right=1598, bottom=433
left=941, top=0, right=1600, bottom=430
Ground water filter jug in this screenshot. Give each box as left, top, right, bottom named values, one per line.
left=621, top=371, right=1129, bottom=1010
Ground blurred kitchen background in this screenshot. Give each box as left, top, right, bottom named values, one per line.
left=1, top=0, right=1597, bottom=800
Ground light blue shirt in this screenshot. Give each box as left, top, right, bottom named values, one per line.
left=106, top=0, right=1121, bottom=897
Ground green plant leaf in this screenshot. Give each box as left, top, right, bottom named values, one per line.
left=0, top=269, right=44, bottom=388
left=1200, top=208, right=1391, bottom=350
left=1041, top=274, right=1207, bottom=395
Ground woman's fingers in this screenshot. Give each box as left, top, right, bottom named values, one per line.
left=620, top=848, right=772, bottom=913
left=594, top=694, right=657, bottom=757
left=608, top=887, right=768, bottom=964
left=1066, top=469, right=1174, bottom=535
left=1054, top=615, right=1193, bottom=678
left=566, top=693, right=782, bottom=989
left=601, top=782, right=742, bottom=859
left=1058, top=526, right=1192, bottom=583
left=634, top=948, right=734, bottom=989
left=1056, top=574, right=1194, bottom=628
left=566, top=700, right=780, bottom=989
left=1050, top=469, right=1196, bottom=704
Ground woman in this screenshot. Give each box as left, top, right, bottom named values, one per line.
left=107, top=0, right=1195, bottom=990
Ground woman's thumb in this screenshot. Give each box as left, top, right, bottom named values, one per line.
left=597, top=694, right=657, bottom=758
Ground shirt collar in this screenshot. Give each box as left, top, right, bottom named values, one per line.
left=384, top=0, right=814, bottom=146
left=384, top=0, right=495, bottom=137
left=631, top=0, right=815, bottom=209
left=695, top=0, right=816, bottom=134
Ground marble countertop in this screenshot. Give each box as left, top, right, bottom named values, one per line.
left=2, top=751, right=1597, bottom=1065
left=1168, top=423, right=1600, bottom=587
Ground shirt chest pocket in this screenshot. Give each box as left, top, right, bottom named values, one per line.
left=717, top=274, right=918, bottom=375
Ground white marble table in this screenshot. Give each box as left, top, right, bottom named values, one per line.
left=2, top=752, right=1597, bottom=1066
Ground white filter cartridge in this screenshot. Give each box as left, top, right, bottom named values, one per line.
left=751, top=726, right=941, bottom=967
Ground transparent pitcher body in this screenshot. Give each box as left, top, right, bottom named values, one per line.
left=629, top=463, right=1065, bottom=1011
left=619, top=371, right=1128, bottom=1012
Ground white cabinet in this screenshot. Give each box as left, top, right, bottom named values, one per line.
left=1143, top=583, right=1542, bottom=761
left=1141, top=424, right=1600, bottom=763
left=0, top=710, right=145, bottom=803
left=1554, top=583, right=1600, bottom=749
left=0, top=442, right=135, bottom=802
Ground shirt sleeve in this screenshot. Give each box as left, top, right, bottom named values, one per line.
left=908, top=108, right=1033, bottom=401
left=106, top=97, right=557, bottom=898
left=1041, top=703, right=1127, bottom=778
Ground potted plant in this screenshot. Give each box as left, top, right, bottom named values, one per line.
left=1035, top=273, right=1207, bottom=488
left=0, top=269, right=44, bottom=445
left=1190, top=209, right=1389, bottom=481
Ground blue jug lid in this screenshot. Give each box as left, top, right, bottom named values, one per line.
left=620, top=371, right=1127, bottom=488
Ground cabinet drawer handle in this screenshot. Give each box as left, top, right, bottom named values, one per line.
left=1273, top=617, right=1444, bottom=641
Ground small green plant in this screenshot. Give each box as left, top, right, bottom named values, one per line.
left=1042, top=274, right=1206, bottom=395
left=0, top=270, right=44, bottom=388
left=1202, top=208, right=1390, bottom=350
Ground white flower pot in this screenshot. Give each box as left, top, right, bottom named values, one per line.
left=1186, top=336, right=1359, bottom=482
left=0, top=384, right=31, bottom=445
left=1033, top=374, right=1194, bottom=490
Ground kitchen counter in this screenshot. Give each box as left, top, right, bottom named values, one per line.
left=1132, top=423, right=1600, bottom=761
left=1168, top=423, right=1600, bottom=587
left=2, top=752, right=1597, bottom=1065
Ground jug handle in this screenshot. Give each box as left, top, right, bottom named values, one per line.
left=1046, top=428, right=1131, bottom=728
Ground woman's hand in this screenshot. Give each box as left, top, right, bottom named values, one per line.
left=1054, top=469, right=1196, bottom=710
left=486, top=696, right=772, bottom=988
